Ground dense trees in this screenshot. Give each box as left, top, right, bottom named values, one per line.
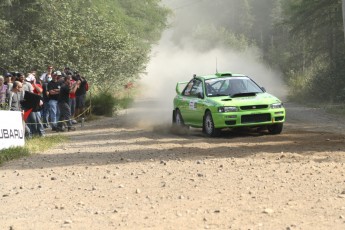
left=0, top=0, right=169, bottom=92
left=0, top=0, right=344, bottom=103
left=169, top=0, right=345, bottom=103
left=276, top=0, right=345, bottom=102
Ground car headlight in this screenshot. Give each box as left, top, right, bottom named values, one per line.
left=270, top=103, right=283, bottom=109
left=218, top=106, right=238, bottom=113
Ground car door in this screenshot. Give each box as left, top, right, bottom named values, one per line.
left=177, top=80, right=194, bottom=123
left=184, top=79, right=205, bottom=126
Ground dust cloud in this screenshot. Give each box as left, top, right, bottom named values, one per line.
left=129, top=0, right=287, bottom=128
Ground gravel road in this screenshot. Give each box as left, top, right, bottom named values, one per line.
left=1, top=102, right=345, bottom=230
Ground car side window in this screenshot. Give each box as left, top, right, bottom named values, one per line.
left=183, top=80, right=194, bottom=96
left=190, top=80, right=203, bottom=97
left=183, top=79, right=203, bottom=97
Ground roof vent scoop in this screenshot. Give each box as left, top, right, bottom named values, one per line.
left=215, top=72, right=232, bottom=77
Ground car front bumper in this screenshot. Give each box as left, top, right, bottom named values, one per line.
left=212, top=109, right=285, bottom=128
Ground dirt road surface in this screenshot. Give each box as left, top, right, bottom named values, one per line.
left=1, top=102, right=345, bottom=230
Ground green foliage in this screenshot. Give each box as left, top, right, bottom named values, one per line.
left=0, top=134, right=65, bottom=166
left=191, top=24, right=253, bottom=51
left=1, top=0, right=344, bottom=104
left=169, top=0, right=254, bottom=50
left=0, top=147, right=29, bottom=165
left=0, top=0, right=169, bottom=93
left=90, top=89, right=135, bottom=116
left=269, top=0, right=345, bottom=103
left=91, top=91, right=117, bottom=116
left=178, top=0, right=345, bottom=104
left=116, top=96, right=134, bottom=110
left=26, top=134, right=67, bottom=153
left=116, top=0, right=170, bottom=42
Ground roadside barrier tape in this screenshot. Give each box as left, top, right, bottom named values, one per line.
left=24, top=105, right=91, bottom=125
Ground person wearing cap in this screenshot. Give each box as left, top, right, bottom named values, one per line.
left=26, top=72, right=42, bottom=94
left=25, top=72, right=45, bottom=137
left=47, top=71, right=62, bottom=131
left=18, top=72, right=34, bottom=93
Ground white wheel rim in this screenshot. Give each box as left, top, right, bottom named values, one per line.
left=176, top=113, right=182, bottom=125
left=205, top=115, right=213, bottom=134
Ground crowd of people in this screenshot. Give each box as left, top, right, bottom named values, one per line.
left=0, top=66, right=89, bottom=138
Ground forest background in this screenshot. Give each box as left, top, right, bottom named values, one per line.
left=0, top=0, right=344, bottom=105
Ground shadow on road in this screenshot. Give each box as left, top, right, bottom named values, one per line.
left=2, top=113, right=344, bottom=170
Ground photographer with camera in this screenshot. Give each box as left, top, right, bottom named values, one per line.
left=56, top=74, right=79, bottom=131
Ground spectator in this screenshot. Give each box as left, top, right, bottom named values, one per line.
left=40, top=65, right=53, bottom=83
left=0, top=75, right=7, bottom=108
left=63, top=66, right=71, bottom=78
left=47, top=71, right=61, bottom=131
left=26, top=73, right=45, bottom=137
left=7, top=81, right=31, bottom=138
left=4, top=72, right=13, bottom=92
left=16, top=72, right=37, bottom=137
left=40, top=66, right=53, bottom=128
left=7, top=81, right=23, bottom=111
left=75, top=74, right=88, bottom=121
left=18, top=72, right=34, bottom=93
left=69, top=72, right=78, bottom=124
left=57, top=75, right=77, bottom=132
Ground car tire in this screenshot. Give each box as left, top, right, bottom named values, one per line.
left=173, top=109, right=185, bottom=126
left=203, top=111, right=221, bottom=137
left=172, top=109, right=189, bottom=134
left=267, top=123, right=283, bottom=134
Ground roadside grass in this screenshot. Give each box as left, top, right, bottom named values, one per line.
left=307, top=103, right=345, bottom=117
left=0, top=135, right=66, bottom=166
left=84, top=113, right=102, bottom=122
left=292, top=101, right=345, bottom=117
left=323, top=104, right=345, bottom=116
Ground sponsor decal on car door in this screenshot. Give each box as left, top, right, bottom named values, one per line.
left=189, top=100, right=197, bottom=110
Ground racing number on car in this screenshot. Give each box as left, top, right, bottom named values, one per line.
left=189, top=100, right=197, bottom=110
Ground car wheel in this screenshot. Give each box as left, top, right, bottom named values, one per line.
left=173, top=109, right=184, bottom=126
left=172, top=109, right=189, bottom=134
left=267, top=123, right=283, bottom=134
left=203, top=111, right=221, bottom=137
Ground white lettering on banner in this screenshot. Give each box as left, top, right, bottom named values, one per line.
left=0, top=111, right=25, bottom=150
left=0, top=129, right=24, bottom=139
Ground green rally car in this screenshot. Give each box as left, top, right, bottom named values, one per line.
left=172, top=72, right=285, bottom=137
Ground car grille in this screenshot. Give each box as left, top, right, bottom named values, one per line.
left=240, top=105, right=268, bottom=110
left=241, top=113, right=271, bottom=123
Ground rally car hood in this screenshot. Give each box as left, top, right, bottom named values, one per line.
left=207, top=92, right=281, bottom=107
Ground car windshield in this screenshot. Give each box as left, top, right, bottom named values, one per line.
left=205, top=77, right=264, bottom=97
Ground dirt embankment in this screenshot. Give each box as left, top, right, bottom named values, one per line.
left=1, top=102, right=345, bottom=230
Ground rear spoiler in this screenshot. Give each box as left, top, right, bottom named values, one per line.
left=175, top=81, right=188, bottom=95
